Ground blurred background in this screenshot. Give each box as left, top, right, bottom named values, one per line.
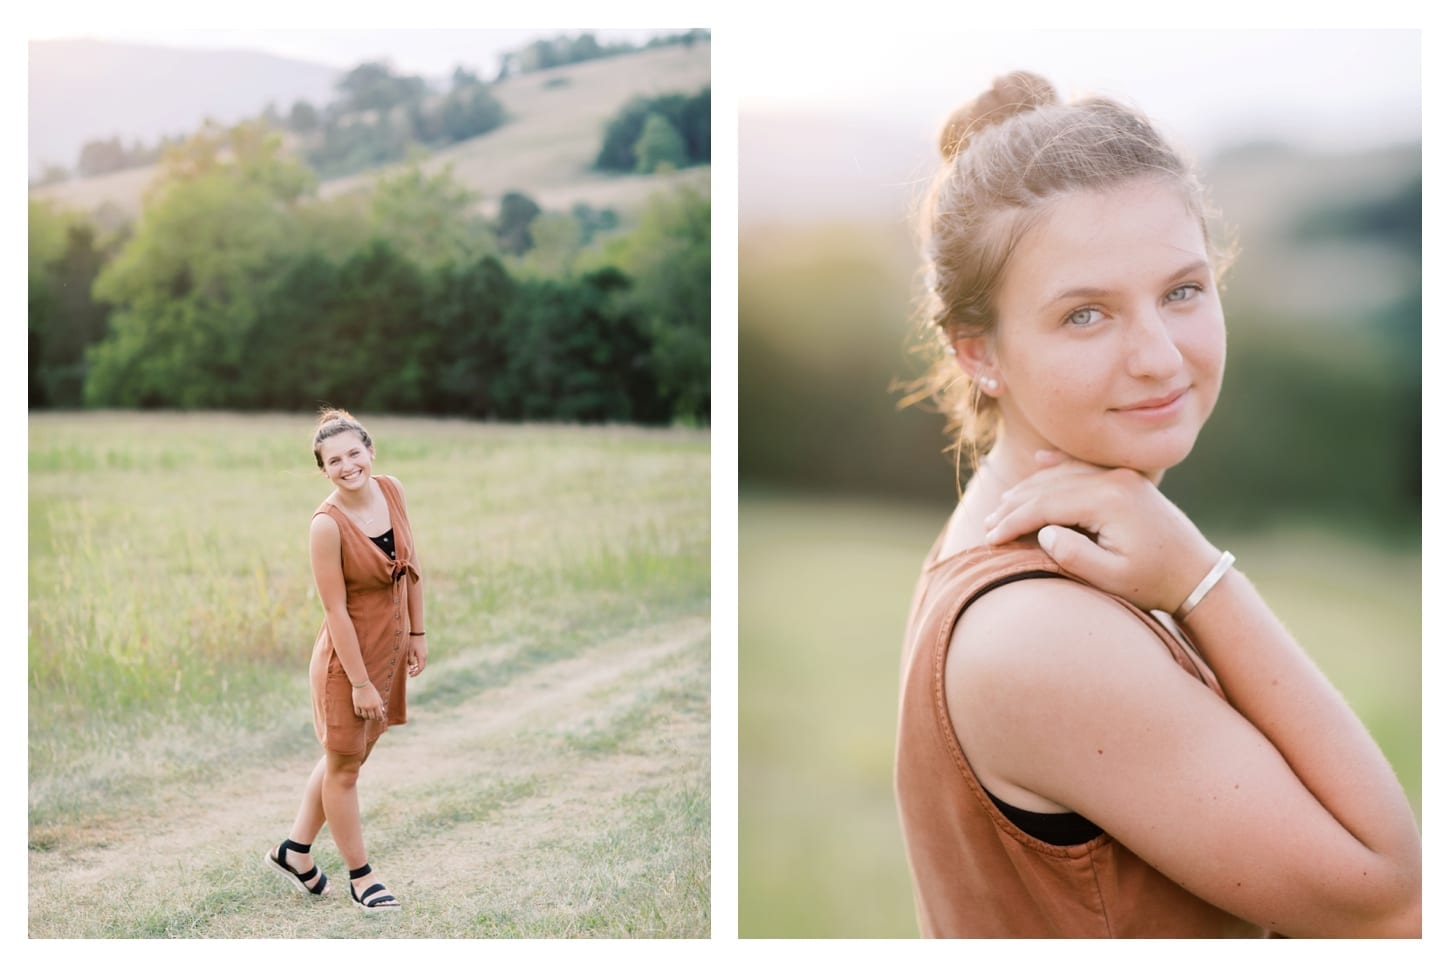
left=737, top=29, right=1422, bottom=937
left=28, top=27, right=710, bottom=423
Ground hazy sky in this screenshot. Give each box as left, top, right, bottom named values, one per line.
left=739, top=28, right=1423, bottom=158
left=25, top=26, right=683, bottom=79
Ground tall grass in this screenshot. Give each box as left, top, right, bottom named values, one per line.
left=28, top=412, right=710, bottom=939
left=738, top=491, right=1421, bottom=938
left=28, top=412, right=709, bottom=777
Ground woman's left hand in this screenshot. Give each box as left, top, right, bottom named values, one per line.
left=407, top=634, right=428, bottom=677
left=984, top=450, right=1221, bottom=614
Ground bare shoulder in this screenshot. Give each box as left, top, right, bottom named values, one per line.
left=944, top=576, right=1192, bottom=806
left=309, top=510, right=340, bottom=543
left=947, top=575, right=1176, bottom=687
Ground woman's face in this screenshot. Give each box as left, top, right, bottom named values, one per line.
left=318, top=431, right=375, bottom=492
left=981, top=177, right=1226, bottom=476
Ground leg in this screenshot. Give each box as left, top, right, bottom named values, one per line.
left=266, top=756, right=333, bottom=895
left=289, top=755, right=328, bottom=846
left=322, top=748, right=398, bottom=909
left=321, top=749, right=368, bottom=869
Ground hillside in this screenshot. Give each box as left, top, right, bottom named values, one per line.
left=28, top=38, right=341, bottom=179
left=29, top=43, right=711, bottom=222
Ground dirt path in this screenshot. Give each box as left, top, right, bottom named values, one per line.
left=29, top=613, right=711, bottom=937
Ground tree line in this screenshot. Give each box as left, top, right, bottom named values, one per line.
left=596, top=89, right=710, bottom=174
left=29, top=122, right=709, bottom=425
left=495, top=29, right=709, bottom=80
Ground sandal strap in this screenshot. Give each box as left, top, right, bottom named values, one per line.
left=349, top=863, right=372, bottom=879
left=279, top=838, right=312, bottom=862
left=356, top=882, right=397, bottom=907
left=275, top=840, right=318, bottom=881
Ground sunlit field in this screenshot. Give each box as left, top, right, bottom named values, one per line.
left=738, top=491, right=1421, bottom=938
left=29, top=412, right=710, bottom=938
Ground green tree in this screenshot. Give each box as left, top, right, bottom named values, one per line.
left=496, top=268, right=658, bottom=422
left=305, top=239, right=432, bottom=412
left=86, top=123, right=315, bottom=407
left=516, top=212, right=584, bottom=277
left=369, top=162, right=496, bottom=269
left=588, top=187, right=710, bottom=422
left=288, top=99, right=320, bottom=134
left=634, top=113, right=687, bottom=174
left=423, top=255, right=516, bottom=416
left=595, top=91, right=707, bottom=172
left=337, top=62, right=425, bottom=114
left=496, top=191, right=542, bottom=256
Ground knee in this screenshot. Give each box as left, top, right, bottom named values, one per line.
left=325, top=754, right=363, bottom=787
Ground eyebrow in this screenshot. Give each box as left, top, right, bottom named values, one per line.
left=1038, top=259, right=1211, bottom=312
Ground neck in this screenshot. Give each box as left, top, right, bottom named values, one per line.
left=981, top=428, right=1169, bottom=489
left=334, top=479, right=374, bottom=509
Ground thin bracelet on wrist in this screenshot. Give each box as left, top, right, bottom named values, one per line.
left=409, top=631, right=426, bottom=636
left=351, top=679, right=371, bottom=690
left=1173, top=550, right=1235, bottom=623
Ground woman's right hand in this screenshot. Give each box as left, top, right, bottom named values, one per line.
left=352, top=682, right=385, bottom=721
left=984, top=450, right=1222, bottom=615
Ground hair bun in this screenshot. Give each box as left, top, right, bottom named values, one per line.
left=316, top=406, right=357, bottom=427
left=939, top=71, right=1058, bottom=161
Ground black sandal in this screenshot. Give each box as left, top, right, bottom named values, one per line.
left=266, top=838, right=330, bottom=897
left=349, top=863, right=401, bottom=911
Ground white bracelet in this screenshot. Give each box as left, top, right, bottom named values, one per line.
left=1173, top=550, right=1235, bottom=623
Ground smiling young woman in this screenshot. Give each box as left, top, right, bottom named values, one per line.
left=265, top=408, right=428, bottom=912
left=892, top=71, right=1420, bottom=939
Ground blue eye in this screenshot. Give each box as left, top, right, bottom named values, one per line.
left=1065, top=307, right=1102, bottom=327
left=1166, top=283, right=1202, bottom=303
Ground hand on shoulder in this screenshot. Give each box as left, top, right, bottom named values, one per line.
left=983, top=451, right=1220, bottom=613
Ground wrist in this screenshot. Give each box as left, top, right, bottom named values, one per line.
left=409, top=631, right=426, bottom=636
left=1173, top=549, right=1236, bottom=623
left=351, top=679, right=371, bottom=690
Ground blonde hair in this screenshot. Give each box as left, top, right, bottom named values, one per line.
left=903, top=71, right=1232, bottom=470
left=312, top=407, right=374, bottom=468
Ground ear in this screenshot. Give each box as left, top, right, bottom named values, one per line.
left=949, top=332, right=1002, bottom=397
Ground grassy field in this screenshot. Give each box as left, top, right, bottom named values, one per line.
left=28, top=412, right=710, bottom=938
left=738, top=491, right=1422, bottom=938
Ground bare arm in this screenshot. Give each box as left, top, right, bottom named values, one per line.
left=310, top=513, right=385, bottom=720
left=970, top=462, right=1420, bottom=937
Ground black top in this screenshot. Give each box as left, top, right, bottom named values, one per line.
left=369, top=528, right=396, bottom=560
left=984, top=788, right=1102, bottom=846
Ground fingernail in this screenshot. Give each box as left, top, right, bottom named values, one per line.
left=983, top=510, right=999, bottom=527
left=1038, top=526, right=1057, bottom=552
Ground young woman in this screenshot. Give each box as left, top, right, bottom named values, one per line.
left=893, top=72, right=1420, bottom=938
left=266, top=409, right=428, bottom=911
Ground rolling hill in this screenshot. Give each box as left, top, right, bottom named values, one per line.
left=28, top=38, right=341, bottom=179
left=29, top=42, right=711, bottom=221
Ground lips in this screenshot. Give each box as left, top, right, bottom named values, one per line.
left=1114, top=387, right=1188, bottom=411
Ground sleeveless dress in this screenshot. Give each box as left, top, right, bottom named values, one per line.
left=308, top=474, right=420, bottom=756
left=894, top=536, right=1268, bottom=938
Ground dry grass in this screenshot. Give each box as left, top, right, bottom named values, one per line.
left=28, top=412, right=710, bottom=938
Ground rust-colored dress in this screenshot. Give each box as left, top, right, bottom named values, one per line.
left=895, top=537, right=1268, bottom=938
left=308, top=474, right=420, bottom=756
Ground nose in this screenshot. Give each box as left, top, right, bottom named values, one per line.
left=1124, top=306, right=1183, bottom=380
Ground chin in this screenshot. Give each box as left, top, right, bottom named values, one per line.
left=1075, top=431, right=1199, bottom=478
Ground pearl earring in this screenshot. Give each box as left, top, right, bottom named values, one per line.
left=982, top=376, right=999, bottom=392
